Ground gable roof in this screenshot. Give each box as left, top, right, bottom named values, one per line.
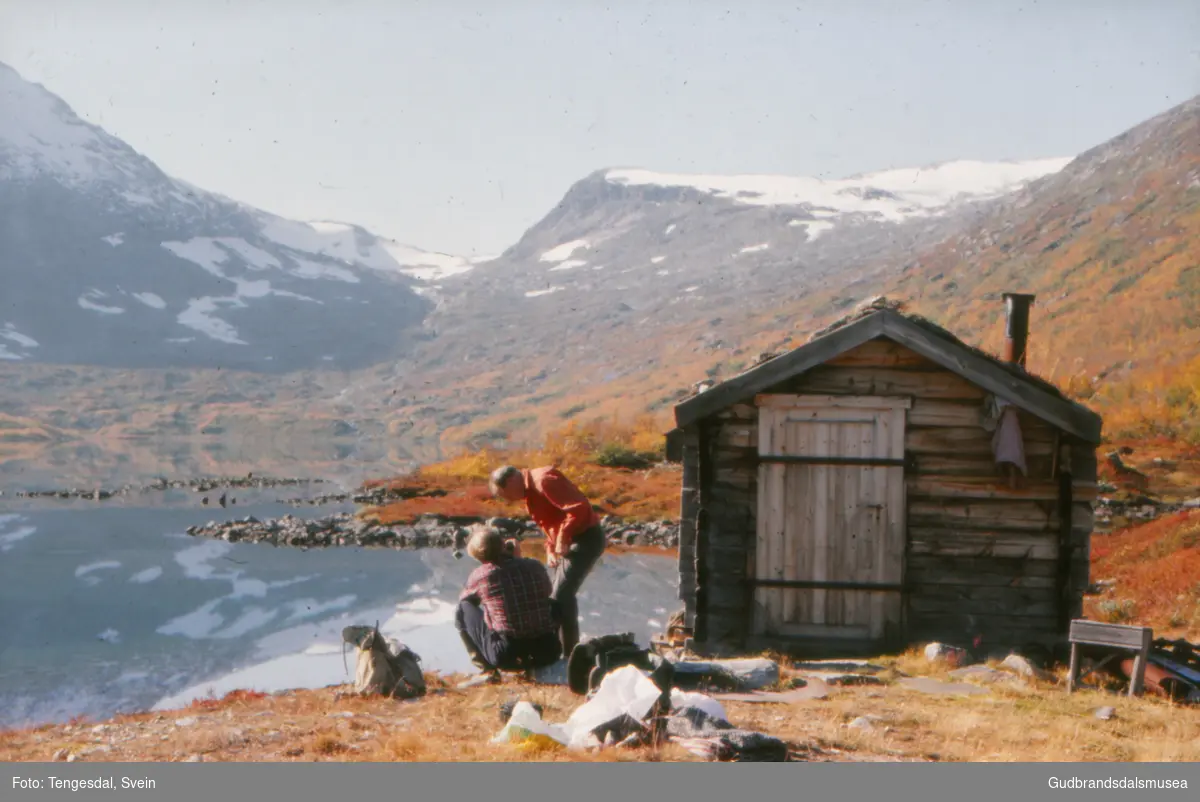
left=672, top=308, right=1103, bottom=443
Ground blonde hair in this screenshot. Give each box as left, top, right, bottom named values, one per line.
left=466, top=524, right=505, bottom=564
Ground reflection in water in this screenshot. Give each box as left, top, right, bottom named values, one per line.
left=0, top=503, right=679, bottom=728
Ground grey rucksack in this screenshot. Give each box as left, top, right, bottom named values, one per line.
left=342, top=624, right=426, bottom=699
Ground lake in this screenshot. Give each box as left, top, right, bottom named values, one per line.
left=0, top=501, right=679, bottom=729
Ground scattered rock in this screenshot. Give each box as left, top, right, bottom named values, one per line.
left=715, top=679, right=830, bottom=703
left=1095, top=495, right=1187, bottom=528
left=1000, top=653, right=1055, bottom=682
left=1094, top=706, right=1117, bottom=721
left=898, top=677, right=988, bottom=696
left=278, top=484, right=450, bottom=507
left=793, top=660, right=885, bottom=674
left=949, top=665, right=1006, bottom=684
left=174, top=717, right=198, bottom=728
left=806, top=672, right=886, bottom=686
left=184, top=754, right=204, bottom=762
left=52, top=748, right=69, bottom=761
left=185, top=511, right=681, bottom=553
left=487, top=517, right=524, bottom=534
left=12, top=475, right=326, bottom=502
left=848, top=715, right=884, bottom=731
left=924, top=642, right=970, bottom=667
left=676, top=657, right=780, bottom=690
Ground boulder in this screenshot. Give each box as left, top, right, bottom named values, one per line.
left=1000, top=653, right=1056, bottom=682
left=675, top=657, right=780, bottom=690
left=924, top=642, right=970, bottom=667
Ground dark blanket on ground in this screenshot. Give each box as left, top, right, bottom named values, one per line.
left=666, top=706, right=789, bottom=762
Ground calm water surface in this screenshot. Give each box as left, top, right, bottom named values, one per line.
left=0, top=501, right=678, bottom=729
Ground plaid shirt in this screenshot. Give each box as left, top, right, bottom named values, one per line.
left=460, top=556, right=556, bottom=638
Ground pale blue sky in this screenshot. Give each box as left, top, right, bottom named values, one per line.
left=3, top=0, right=1198, bottom=256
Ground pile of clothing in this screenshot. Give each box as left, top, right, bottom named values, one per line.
left=493, top=634, right=790, bottom=761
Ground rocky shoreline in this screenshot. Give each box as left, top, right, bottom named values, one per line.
left=3, top=475, right=327, bottom=501
left=274, top=485, right=449, bottom=507
left=1095, top=492, right=1200, bottom=529
left=185, top=512, right=681, bottom=552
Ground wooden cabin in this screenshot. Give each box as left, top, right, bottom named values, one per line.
left=665, top=297, right=1102, bottom=659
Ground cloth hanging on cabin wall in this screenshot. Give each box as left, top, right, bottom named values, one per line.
left=981, top=394, right=1027, bottom=476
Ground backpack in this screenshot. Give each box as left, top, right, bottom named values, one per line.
left=567, top=632, right=674, bottom=696
left=342, top=624, right=426, bottom=699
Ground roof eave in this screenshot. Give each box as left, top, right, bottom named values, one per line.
left=673, top=308, right=1103, bottom=444
left=877, top=311, right=1102, bottom=443
left=674, top=312, right=886, bottom=428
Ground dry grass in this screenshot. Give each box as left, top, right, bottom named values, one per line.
left=3, top=655, right=1198, bottom=764
left=0, top=677, right=689, bottom=763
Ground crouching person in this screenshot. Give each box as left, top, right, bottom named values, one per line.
left=456, top=526, right=562, bottom=678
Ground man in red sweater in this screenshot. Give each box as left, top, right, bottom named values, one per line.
left=490, top=464, right=606, bottom=656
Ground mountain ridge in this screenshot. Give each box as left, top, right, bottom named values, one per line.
left=0, top=61, right=439, bottom=373
left=2, top=61, right=1197, bottom=485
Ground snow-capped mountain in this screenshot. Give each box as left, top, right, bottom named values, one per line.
left=606, top=158, right=1072, bottom=230
left=337, top=152, right=1075, bottom=432
left=415, top=155, right=1072, bottom=347
left=257, top=218, right=494, bottom=283
left=0, top=62, right=459, bottom=371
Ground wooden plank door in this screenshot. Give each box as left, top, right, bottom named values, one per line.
left=753, top=394, right=909, bottom=644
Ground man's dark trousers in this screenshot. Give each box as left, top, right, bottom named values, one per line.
left=455, top=599, right=561, bottom=672
left=550, top=524, right=606, bottom=658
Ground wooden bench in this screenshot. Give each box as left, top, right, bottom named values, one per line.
left=1066, top=619, right=1153, bottom=696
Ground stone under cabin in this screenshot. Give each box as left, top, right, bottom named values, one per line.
left=664, top=295, right=1103, bottom=659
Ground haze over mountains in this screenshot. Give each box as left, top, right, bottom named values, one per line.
left=0, top=61, right=481, bottom=371
left=1, top=60, right=1197, bottom=486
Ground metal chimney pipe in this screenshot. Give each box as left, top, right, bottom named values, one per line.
left=1002, top=293, right=1036, bottom=367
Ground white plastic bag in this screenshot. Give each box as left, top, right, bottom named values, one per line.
left=491, top=701, right=569, bottom=749
left=670, top=689, right=728, bottom=723
left=561, top=665, right=663, bottom=748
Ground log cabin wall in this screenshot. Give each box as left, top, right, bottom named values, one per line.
left=690, top=336, right=1097, bottom=656
left=677, top=430, right=701, bottom=628
left=694, top=404, right=759, bottom=653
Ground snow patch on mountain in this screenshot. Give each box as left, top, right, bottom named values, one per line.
left=790, top=219, right=836, bottom=240
left=162, top=237, right=354, bottom=285
left=1, top=324, right=38, bottom=348
left=257, top=218, right=477, bottom=282
left=540, top=239, right=590, bottom=263
left=525, top=286, right=565, bottom=298
left=162, top=238, right=331, bottom=343
left=131, top=292, right=167, bottom=309
left=549, top=259, right=587, bottom=272
left=738, top=243, right=770, bottom=254
left=0, top=323, right=38, bottom=360
left=605, top=158, right=1071, bottom=222
left=77, top=290, right=125, bottom=315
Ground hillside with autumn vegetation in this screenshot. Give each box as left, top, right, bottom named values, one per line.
left=379, top=95, right=1200, bottom=458
left=363, top=415, right=680, bottom=524
left=889, top=95, right=1200, bottom=442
